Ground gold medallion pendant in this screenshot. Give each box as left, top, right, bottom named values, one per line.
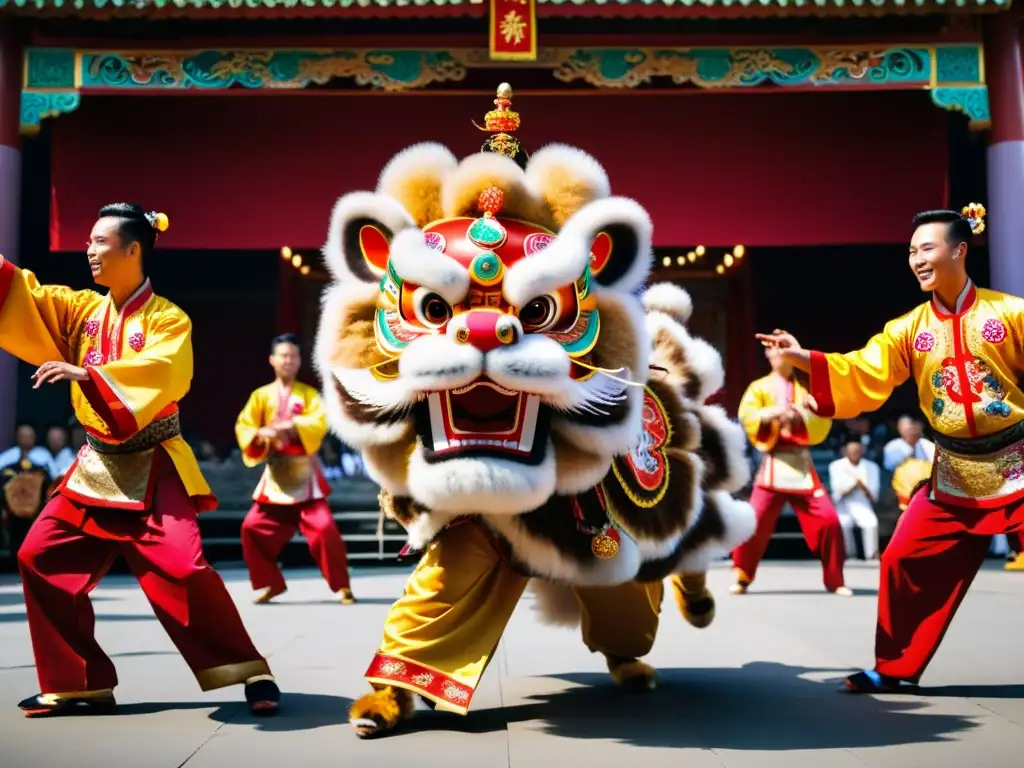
left=591, top=531, right=620, bottom=559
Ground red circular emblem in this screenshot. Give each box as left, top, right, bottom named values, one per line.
left=982, top=319, right=1007, bottom=344
left=423, top=232, right=446, bottom=253
left=523, top=233, right=554, bottom=257
left=128, top=332, right=146, bottom=352
left=84, top=350, right=103, bottom=366
left=914, top=331, right=935, bottom=353
left=291, top=402, right=304, bottom=415
left=84, top=320, right=100, bottom=338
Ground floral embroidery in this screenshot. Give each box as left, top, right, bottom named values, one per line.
left=379, top=660, right=407, bottom=676
left=84, top=320, right=100, bottom=338
left=986, top=401, right=1011, bottom=418
left=1001, top=449, right=1024, bottom=480
left=411, top=673, right=435, bottom=688
left=128, top=332, right=145, bottom=352
left=914, top=331, right=935, bottom=353
left=932, top=398, right=944, bottom=416
left=442, top=681, right=470, bottom=703
left=982, top=319, right=1007, bottom=344
left=83, top=350, right=103, bottom=366
left=291, top=401, right=304, bottom=415
left=931, top=370, right=950, bottom=389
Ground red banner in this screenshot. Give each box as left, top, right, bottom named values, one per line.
left=489, top=0, right=537, bottom=61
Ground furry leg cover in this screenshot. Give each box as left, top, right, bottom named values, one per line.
left=350, top=686, right=417, bottom=739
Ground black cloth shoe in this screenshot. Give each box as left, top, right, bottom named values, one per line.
left=18, top=692, right=116, bottom=718
left=245, top=678, right=280, bottom=716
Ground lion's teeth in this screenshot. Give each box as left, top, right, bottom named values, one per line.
left=518, top=395, right=539, bottom=453
left=428, top=393, right=449, bottom=451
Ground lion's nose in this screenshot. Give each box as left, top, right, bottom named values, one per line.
left=448, top=311, right=522, bottom=352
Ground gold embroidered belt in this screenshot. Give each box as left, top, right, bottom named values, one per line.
left=932, top=422, right=1024, bottom=507
left=87, top=412, right=181, bottom=456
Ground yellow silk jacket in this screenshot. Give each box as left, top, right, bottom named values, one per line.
left=0, top=257, right=212, bottom=511
left=810, top=282, right=1024, bottom=507
left=738, top=373, right=832, bottom=493
left=235, top=381, right=331, bottom=505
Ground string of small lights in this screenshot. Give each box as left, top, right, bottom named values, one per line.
left=280, top=246, right=312, bottom=277
left=659, top=245, right=746, bottom=275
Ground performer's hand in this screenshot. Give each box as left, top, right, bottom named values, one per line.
left=257, top=426, right=279, bottom=442
left=755, top=329, right=802, bottom=351
left=31, top=361, right=88, bottom=389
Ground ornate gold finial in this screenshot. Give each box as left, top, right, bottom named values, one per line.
left=474, top=83, right=526, bottom=166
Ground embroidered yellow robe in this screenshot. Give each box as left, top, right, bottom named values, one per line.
left=235, top=381, right=330, bottom=505
left=0, top=257, right=212, bottom=511
left=809, top=283, right=1024, bottom=508
left=738, top=373, right=832, bottom=493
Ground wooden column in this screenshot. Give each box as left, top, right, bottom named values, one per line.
left=0, top=22, right=22, bottom=445
left=983, top=13, right=1024, bottom=297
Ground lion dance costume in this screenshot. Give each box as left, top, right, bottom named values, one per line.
left=314, top=85, right=757, bottom=737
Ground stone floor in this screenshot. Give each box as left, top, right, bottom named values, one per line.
left=1, top=560, right=1022, bottom=768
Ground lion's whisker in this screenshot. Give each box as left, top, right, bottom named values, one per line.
left=570, top=359, right=647, bottom=388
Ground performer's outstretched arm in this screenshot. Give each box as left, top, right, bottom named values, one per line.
left=757, top=320, right=913, bottom=420
left=0, top=257, right=84, bottom=365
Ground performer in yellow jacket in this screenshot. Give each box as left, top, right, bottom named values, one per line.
left=734, top=347, right=849, bottom=595
left=235, top=333, right=354, bottom=604
left=0, top=204, right=279, bottom=717
left=759, top=204, right=1024, bottom=693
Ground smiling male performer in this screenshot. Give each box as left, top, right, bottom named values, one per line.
left=236, top=332, right=354, bottom=604
left=758, top=204, right=1024, bottom=693
left=0, top=203, right=280, bottom=717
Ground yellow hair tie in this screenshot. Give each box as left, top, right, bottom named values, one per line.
left=961, top=202, right=986, bottom=235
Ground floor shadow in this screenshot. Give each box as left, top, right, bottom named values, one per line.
left=449, top=662, right=979, bottom=750
left=0, top=592, right=116, bottom=607
left=921, top=684, right=1024, bottom=699
left=206, top=692, right=354, bottom=732
left=1, top=650, right=178, bottom=672
left=255, top=597, right=397, bottom=607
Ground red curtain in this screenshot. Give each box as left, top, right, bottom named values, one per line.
left=50, top=90, right=947, bottom=250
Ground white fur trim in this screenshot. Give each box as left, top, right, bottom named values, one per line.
left=572, top=196, right=653, bottom=295
left=360, top=449, right=410, bottom=498
left=403, top=508, right=460, bottom=550
left=524, top=143, right=611, bottom=204
left=502, top=228, right=593, bottom=309
left=528, top=580, right=582, bottom=629
left=642, top=282, right=693, bottom=325
left=377, top=142, right=458, bottom=199
left=483, top=514, right=643, bottom=586
left=674, top=492, right=757, bottom=573
left=645, top=311, right=725, bottom=405
left=698, top=404, right=752, bottom=493
left=313, top=283, right=413, bottom=448
left=388, top=228, right=470, bottom=306
left=553, top=447, right=613, bottom=496
left=440, top=152, right=535, bottom=218
left=406, top=439, right=557, bottom=516
left=322, top=191, right=416, bottom=285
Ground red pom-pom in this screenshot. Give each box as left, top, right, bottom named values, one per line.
left=478, top=186, right=504, bottom=216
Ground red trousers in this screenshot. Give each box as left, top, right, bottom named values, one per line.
left=875, top=487, right=1024, bottom=681
left=17, top=457, right=271, bottom=696
left=240, top=499, right=350, bottom=594
left=732, top=485, right=847, bottom=591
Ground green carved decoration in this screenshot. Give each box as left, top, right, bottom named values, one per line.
left=934, top=45, right=983, bottom=85
left=79, top=50, right=468, bottom=91
left=931, top=87, right=991, bottom=125
left=552, top=47, right=933, bottom=89
left=20, top=92, right=81, bottom=134
left=24, top=48, right=77, bottom=89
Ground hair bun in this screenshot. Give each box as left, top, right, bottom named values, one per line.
left=145, top=211, right=170, bottom=233
left=960, top=202, right=986, bottom=235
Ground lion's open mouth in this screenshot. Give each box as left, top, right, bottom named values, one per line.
left=414, top=378, right=549, bottom=464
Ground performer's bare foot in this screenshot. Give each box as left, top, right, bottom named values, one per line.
left=605, top=654, right=658, bottom=691
left=245, top=676, right=281, bottom=716
left=254, top=586, right=286, bottom=604
left=670, top=573, right=716, bottom=629
left=349, top=686, right=415, bottom=739
left=338, top=588, right=357, bottom=604
left=834, top=586, right=854, bottom=597
left=18, top=692, right=116, bottom=718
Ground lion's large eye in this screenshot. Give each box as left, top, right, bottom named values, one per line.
left=415, top=292, right=452, bottom=328
left=518, top=295, right=558, bottom=332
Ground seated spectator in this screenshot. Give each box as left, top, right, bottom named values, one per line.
left=828, top=438, right=881, bottom=560
left=883, top=415, right=935, bottom=472
left=45, top=424, right=75, bottom=479
left=196, top=440, right=223, bottom=468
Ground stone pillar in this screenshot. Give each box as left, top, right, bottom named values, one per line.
left=0, top=22, right=22, bottom=446
left=984, top=13, right=1024, bottom=297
